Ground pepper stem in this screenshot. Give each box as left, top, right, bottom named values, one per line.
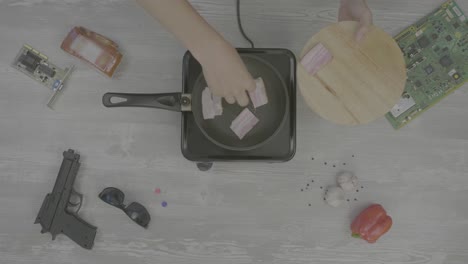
left=352, top=233, right=360, bottom=238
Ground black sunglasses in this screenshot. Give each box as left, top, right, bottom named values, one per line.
left=98, top=187, right=151, bottom=228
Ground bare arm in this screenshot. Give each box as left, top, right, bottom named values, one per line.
left=339, top=0, right=373, bottom=41
left=136, top=0, right=224, bottom=60
left=136, top=0, right=255, bottom=106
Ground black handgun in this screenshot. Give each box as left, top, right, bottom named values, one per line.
left=35, top=149, right=97, bottom=250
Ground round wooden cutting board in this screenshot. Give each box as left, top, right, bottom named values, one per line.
left=298, top=21, right=407, bottom=125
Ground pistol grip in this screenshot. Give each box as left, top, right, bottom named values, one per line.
left=61, top=212, right=97, bottom=250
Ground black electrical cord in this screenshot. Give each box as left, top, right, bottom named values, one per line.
left=236, top=0, right=255, bottom=48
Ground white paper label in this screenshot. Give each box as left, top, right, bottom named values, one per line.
left=70, top=35, right=102, bottom=64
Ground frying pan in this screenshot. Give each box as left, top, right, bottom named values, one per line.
left=102, top=53, right=289, bottom=151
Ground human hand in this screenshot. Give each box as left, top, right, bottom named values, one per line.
left=199, top=41, right=255, bottom=107
left=338, top=0, right=373, bottom=41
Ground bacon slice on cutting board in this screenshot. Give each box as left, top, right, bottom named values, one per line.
left=300, top=43, right=333, bottom=76
left=230, top=108, right=259, bottom=140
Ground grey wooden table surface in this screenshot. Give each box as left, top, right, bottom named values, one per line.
left=1, top=0, right=468, bottom=263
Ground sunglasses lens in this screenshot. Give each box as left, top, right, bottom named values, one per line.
left=99, top=187, right=125, bottom=207
left=125, top=202, right=151, bottom=228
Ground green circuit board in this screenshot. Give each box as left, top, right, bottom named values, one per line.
left=386, top=0, right=468, bottom=129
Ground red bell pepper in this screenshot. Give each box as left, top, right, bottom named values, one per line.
left=351, top=204, right=392, bottom=243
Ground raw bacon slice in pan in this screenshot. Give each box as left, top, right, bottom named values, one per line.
left=230, top=108, right=259, bottom=140
left=202, top=88, right=223, bottom=120
left=248, top=77, right=268, bottom=108
left=212, top=93, right=223, bottom=116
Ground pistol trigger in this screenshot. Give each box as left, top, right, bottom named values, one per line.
left=71, top=189, right=83, bottom=202
left=69, top=188, right=83, bottom=213
left=68, top=201, right=79, bottom=206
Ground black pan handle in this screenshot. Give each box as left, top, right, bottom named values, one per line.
left=102, top=93, right=182, bottom=112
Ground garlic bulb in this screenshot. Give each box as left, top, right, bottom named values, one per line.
left=324, top=186, right=345, bottom=207
left=337, top=172, right=358, bottom=192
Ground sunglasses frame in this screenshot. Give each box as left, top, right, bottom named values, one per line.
left=98, top=187, right=151, bottom=228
